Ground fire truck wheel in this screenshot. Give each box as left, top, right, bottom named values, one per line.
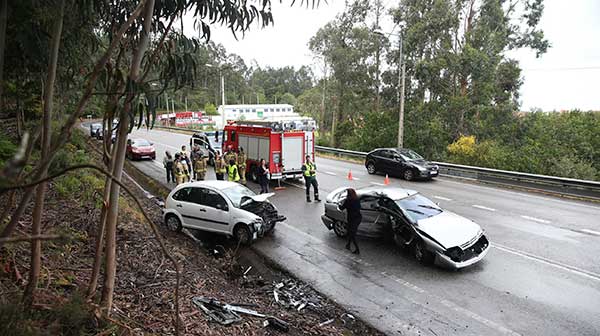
left=249, top=165, right=258, bottom=182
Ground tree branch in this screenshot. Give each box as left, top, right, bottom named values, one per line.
left=0, top=234, right=64, bottom=244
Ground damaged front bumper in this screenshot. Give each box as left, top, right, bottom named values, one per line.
left=436, top=235, right=491, bottom=269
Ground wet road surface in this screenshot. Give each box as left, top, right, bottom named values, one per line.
left=91, top=125, right=600, bottom=335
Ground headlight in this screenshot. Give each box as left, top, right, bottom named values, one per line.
left=446, top=247, right=464, bottom=262
left=252, top=219, right=263, bottom=231
left=418, top=166, right=428, bottom=172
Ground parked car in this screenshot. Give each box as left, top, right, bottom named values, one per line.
left=89, top=123, right=102, bottom=138
left=126, top=138, right=156, bottom=160
left=365, top=148, right=439, bottom=181
left=321, top=186, right=489, bottom=269
left=163, top=181, right=286, bottom=245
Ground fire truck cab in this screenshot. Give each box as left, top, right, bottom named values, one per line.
left=222, top=120, right=315, bottom=181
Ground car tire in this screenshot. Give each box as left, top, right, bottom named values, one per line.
left=165, top=214, right=182, bottom=232
left=413, top=239, right=435, bottom=265
left=233, top=223, right=253, bottom=245
left=403, top=169, right=415, bottom=181
left=333, top=220, right=348, bottom=238
left=366, top=161, right=377, bottom=174
left=250, top=166, right=258, bottom=183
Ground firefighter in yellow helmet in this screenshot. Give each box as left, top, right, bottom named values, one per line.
left=194, top=150, right=208, bottom=181
left=174, top=153, right=190, bottom=185
left=237, top=147, right=247, bottom=185
left=215, top=151, right=227, bottom=180
left=228, top=159, right=240, bottom=183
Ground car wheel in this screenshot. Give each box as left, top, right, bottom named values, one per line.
left=413, top=239, right=435, bottom=264
left=165, top=215, right=182, bottom=232
left=234, top=224, right=252, bottom=245
left=333, top=220, right=348, bottom=238
left=366, top=162, right=376, bottom=174
left=250, top=166, right=258, bottom=183
left=403, top=169, right=414, bottom=181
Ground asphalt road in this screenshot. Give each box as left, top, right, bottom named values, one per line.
left=91, top=125, right=600, bottom=335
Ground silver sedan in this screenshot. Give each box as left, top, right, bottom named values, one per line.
left=321, top=186, right=490, bottom=269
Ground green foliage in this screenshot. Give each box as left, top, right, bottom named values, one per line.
left=0, top=133, right=18, bottom=167
left=204, top=103, right=218, bottom=115
left=0, top=293, right=100, bottom=336
left=279, top=92, right=297, bottom=106
left=346, top=111, right=397, bottom=152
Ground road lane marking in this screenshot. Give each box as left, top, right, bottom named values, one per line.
left=153, top=161, right=164, bottom=168
left=472, top=205, right=496, bottom=212
left=520, top=215, right=551, bottom=224
left=370, top=182, right=385, bottom=186
left=380, top=272, right=425, bottom=293
left=352, top=177, right=361, bottom=181
left=492, top=243, right=600, bottom=282
left=433, top=196, right=452, bottom=201
left=439, top=299, right=521, bottom=336
left=325, top=171, right=337, bottom=176
left=579, top=229, right=600, bottom=237
left=146, top=140, right=179, bottom=150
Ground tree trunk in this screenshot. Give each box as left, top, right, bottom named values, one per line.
left=23, top=0, right=65, bottom=307
left=100, top=0, right=155, bottom=314
left=0, top=0, right=7, bottom=113
left=0, top=0, right=146, bottom=247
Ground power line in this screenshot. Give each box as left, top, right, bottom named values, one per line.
left=523, top=66, right=600, bottom=71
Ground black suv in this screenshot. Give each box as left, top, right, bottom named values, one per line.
left=364, top=148, right=439, bottom=181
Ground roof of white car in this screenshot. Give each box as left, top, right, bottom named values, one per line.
left=180, top=180, right=239, bottom=190
left=358, top=186, right=418, bottom=200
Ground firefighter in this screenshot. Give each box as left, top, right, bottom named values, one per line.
left=180, top=145, right=191, bottom=173
left=228, top=159, right=240, bottom=182
left=174, top=153, right=189, bottom=185
left=190, top=145, right=201, bottom=180
left=237, top=147, right=247, bottom=185
left=215, top=151, right=226, bottom=180
left=302, top=155, right=320, bottom=202
left=194, top=151, right=208, bottom=181
left=224, top=145, right=237, bottom=169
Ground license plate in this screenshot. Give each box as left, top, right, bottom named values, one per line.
left=431, top=171, right=438, bottom=176
left=253, top=232, right=257, bottom=240
left=141, top=155, right=150, bottom=159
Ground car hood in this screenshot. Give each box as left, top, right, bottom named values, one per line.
left=416, top=211, right=481, bottom=249
left=409, top=159, right=436, bottom=168
left=247, top=192, right=274, bottom=202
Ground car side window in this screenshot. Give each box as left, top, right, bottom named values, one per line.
left=172, top=187, right=192, bottom=202
left=188, top=188, right=204, bottom=205
left=201, top=189, right=229, bottom=211
left=360, top=196, right=380, bottom=210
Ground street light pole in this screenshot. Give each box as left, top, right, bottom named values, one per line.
left=397, top=33, right=405, bottom=148
left=220, top=71, right=225, bottom=127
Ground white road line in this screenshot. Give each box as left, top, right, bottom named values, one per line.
left=472, top=204, right=496, bottom=212
left=370, top=182, right=385, bottom=186
left=433, top=196, right=452, bottom=201
left=352, top=177, right=361, bottom=181
left=492, top=243, right=600, bottom=282
left=580, top=229, right=600, bottom=237
left=520, top=215, right=551, bottom=224
left=153, top=160, right=164, bottom=168
left=439, top=299, right=521, bottom=336
left=325, top=171, right=337, bottom=176
left=147, top=140, right=179, bottom=150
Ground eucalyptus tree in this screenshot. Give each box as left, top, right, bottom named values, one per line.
left=389, top=0, right=550, bottom=155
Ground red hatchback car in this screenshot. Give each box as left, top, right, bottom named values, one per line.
left=126, top=138, right=156, bottom=160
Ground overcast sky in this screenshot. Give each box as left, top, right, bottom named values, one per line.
left=184, top=0, right=600, bottom=111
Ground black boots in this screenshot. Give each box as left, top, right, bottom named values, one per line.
left=306, top=196, right=311, bottom=203
left=314, top=194, right=321, bottom=202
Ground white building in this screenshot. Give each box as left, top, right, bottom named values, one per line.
left=216, top=104, right=299, bottom=128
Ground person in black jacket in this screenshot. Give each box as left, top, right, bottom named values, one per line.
left=339, top=188, right=362, bottom=254
left=258, top=158, right=270, bottom=194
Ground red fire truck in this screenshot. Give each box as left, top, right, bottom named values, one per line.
left=222, top=121, right=315, bottom=181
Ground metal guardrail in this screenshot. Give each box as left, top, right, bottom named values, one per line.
left=315, top=145, right=600, bottom=201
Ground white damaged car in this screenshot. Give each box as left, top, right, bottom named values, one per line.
left=163, top=181, right=285, bottom=245
left=321, top=186, right=489, bottom=269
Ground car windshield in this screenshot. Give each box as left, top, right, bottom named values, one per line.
left=395, top=194, right=442, bottom=222
left=398, top=149, right=424, bottom=161
left=221, top=184, right=256, bottom=208
left=133, top=139, right=151, bottom=147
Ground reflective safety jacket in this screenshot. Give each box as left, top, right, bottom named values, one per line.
left=302, top=162, right=316, bottom=177
left=237, top=152, right=247, bottom=167
left=215, top=158, right=227, bottom=174
left=194, top=157, right=208, bottom=173
left=175, top=161, right=189, bottom=177
left=228, top=164, right=240, bottom=182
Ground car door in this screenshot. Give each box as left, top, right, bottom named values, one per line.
left=358, top=196, right=389, bottom=238
left=381, top=150, right=398, bottom=173
left=370, top=150, right=387, bottom=172
left=197, top=188, right=231, bottom=234
left=170, top=187, right=205, bottom=229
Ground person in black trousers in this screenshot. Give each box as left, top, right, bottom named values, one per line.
left=339, top=188, right=362, bottom=254
left=258, top=158, right=270, bottom=194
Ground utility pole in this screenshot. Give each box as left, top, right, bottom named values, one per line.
left=397, top=33, right=405, bottom=148
left=220, top=71, right=225, bottom=127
